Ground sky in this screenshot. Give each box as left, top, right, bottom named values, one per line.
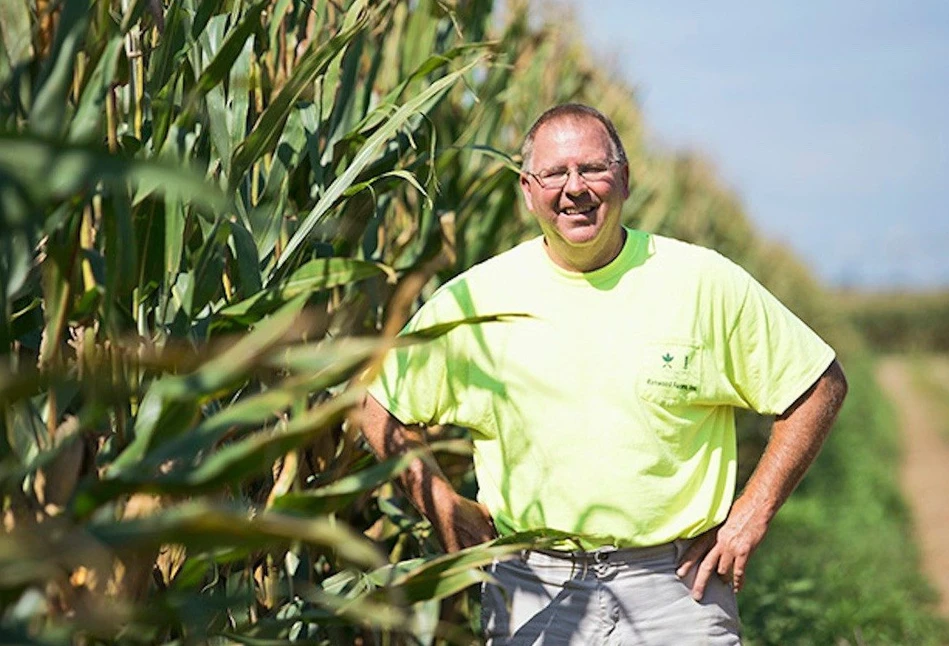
left=561, top=0, right=949, bottom=291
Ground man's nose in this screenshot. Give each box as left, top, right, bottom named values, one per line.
left=563, top=168, right=587, bottom=194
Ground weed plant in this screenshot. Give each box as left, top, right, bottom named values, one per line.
left=740, top=355, right=949, bottom=645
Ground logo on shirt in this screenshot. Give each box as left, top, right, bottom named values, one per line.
left=643, top=341, right=702, bottom=400
left=659, top=350, right=692, bottom=371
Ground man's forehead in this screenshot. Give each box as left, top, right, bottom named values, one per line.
left=532, top=116, right=613, bottom=157
left=535, top=114, right=608, bottom=138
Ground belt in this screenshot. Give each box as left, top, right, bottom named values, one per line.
left=530, top=541, right=681, bottom=565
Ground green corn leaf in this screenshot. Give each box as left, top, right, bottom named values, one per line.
left=246, top=103, right=315, bottom=263
left=174, top=0, right=265, bottom=141
left=403, top=313, right=531, bottom=341
left=140, top=387, right=299, bottom=470
left=266, top=0, right=294, bottom=54
left=228, top=11, right=371, bottom=192
left=227, top=219, right=263, bottom=297
left=147, top=0, right=188, bottom=91
left=342, top=169, right=430, bottom=202
left=400, top=0, right=438, bottom=76
left=264, top=336, right=389, bottom=376
left=190, top=292, right=308, bottom=391
left=185, top=219, right=228, bottom=317
left=99, top=191, right=137, bottom=326
left=362, top=44, right=488, bottom=133
left=162, top=188, right=188, bottom=299
left=263, top=103, right=309, bottom=200
left=385, top=542, right=522, bottom=591
left=192, top=2, right=265, bottom=98
left=78, top=388, right=361, bottom=512
left=0, top=0, right=32, bottom=72
left=275, top=58, right=482, bottom=274
left=301, top=586, right=408, bottom=632
left=217, top=257, right=393, bottom=321
left=68, top=36, right=124, bottom=143
left=318, top=29, right=364, bottom=167
left=226, top=25, right=252, bottom=161
left=105, top=380, right=202, bottom=476
left=157, top=388, right=359, bottom=492
left=392, top=568, right=492, bottom=605
left=29, top=0, right=90, bottom=139
left=0, top=134, right=228, bottom=214
left=106, top=295, right=308, bottom=477
left=203, top=19, right=254, bottom=178
left=147, top=0, right=191, bottom=151
left=270, top=449, right=422, bottom=516
left=88, top=502, right=384, bottom=569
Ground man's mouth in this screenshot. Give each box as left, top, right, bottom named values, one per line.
left=560, top=205, right=597, bottom=217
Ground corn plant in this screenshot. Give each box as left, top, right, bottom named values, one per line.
left=0, top=0, right=547, bottom=643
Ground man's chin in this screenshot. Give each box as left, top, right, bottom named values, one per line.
left=556, top=225, right=602, bottom=247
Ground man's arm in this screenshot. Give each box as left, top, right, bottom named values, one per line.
left=360, top=393, right=497, bottom=552
left=677, top=359, right=848, bottom=600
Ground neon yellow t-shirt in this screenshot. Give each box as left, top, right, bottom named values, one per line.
left=368, top=228, right=835, bottom=548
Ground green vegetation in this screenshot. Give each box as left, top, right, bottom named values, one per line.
left=839, top=289, right=949, bottom=353
left=740, top=355, right=949, bottom=645
left=0, top=0, right=944, bottom=643
left=0, top=1, right=538, bottom=642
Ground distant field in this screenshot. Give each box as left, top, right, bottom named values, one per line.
left=838, top=289, right=949, bottom=353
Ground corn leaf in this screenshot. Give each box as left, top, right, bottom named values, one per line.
left=89, top=502, right=384, bottom=569
left=228, top=11, right=370, bottom=191
left=217, top=257, right=393, bottom=321
left=275, top=58, right=482, bottom=273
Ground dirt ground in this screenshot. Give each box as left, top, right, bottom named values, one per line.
left=876, top=356, right=949, bottom=617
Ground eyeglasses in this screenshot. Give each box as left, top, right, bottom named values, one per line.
left=526, top=160, right=622, bottom=189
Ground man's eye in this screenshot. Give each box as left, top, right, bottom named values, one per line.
left=580, top=164, right=609, bottom=174
left=540, top=170, right=567, bottom=180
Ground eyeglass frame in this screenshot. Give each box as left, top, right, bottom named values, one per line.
left=524, top=159, right=624, bottom=190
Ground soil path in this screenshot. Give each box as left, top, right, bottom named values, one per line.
left=876, top=357, right=949, bottom=616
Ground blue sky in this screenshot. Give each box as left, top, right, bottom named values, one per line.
left=566, top=0, right=949, bottom=290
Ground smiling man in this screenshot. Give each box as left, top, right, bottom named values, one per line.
left=361, top=104, right=848, bottom=645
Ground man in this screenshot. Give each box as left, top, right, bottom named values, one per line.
left=361, top=103, right=847, bottom=644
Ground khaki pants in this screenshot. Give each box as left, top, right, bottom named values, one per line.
left=482, top=540, right=741, bottom=645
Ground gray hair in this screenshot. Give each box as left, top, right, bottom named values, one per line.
left=520, top=103, right=628, bottom=172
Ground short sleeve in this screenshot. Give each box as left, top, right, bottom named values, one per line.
left=365, top=279, right=483, bottom=427
left=366, top=302, right=447, bottom=425
left=718, top=264, right=836, bottom=415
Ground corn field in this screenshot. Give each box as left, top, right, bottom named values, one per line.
left=0, top=0, right=857, bottom=644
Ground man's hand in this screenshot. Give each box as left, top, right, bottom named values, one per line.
left=360, top=393, right=497, bottom=553
left=676, top=359, right=847, bottom=600
left=675, top=495, right=770, bottom=600
left=433, top=493, right=497, bottom=553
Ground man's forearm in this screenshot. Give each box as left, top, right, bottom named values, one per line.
left=737, top=359, right=849, bottom=521
left=359, top=393, right=495, bottom=552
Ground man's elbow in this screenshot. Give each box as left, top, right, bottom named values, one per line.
left=825, top=359, right=848, bottom=410
left=778, top=358, right=848, bottom=422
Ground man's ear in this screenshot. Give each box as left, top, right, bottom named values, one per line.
left=519, top=173, right=535, bottom=212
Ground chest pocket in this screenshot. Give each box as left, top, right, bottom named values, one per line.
left=637, top=339, right=705, bottom=406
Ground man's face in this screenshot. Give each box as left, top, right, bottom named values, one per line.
left=519, top=117, right=629, bottom=270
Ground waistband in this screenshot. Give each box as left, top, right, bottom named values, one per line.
left=528, top=539, right=690, bottom=565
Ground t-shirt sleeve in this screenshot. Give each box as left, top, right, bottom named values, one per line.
left=366, top=304, right=444, bottom=426
left=365, top=289, right=468, bottom=427
left=716, top=261, right=836, bottom=415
